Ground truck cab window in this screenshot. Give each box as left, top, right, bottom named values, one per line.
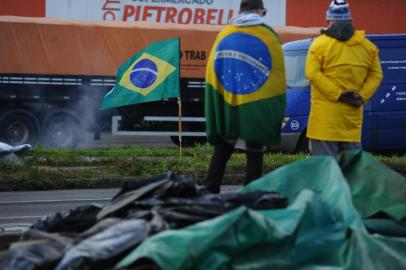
left=284, top=53, right=309, bottom=88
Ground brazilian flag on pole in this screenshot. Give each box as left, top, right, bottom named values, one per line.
left=205, top=25, right=286, bottom=147
left=101, top=38, right=180, bottom=109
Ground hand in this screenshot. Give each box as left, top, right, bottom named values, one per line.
left=353, top=93, right=364, bottom=107
left=338, top=90, right=355, bottom=105
left=339, top=90, right=364, bottom=107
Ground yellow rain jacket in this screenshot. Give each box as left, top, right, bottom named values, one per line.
left=305, top=30, right=383, bottom=142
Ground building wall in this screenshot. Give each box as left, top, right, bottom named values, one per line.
left=0, top=0, right=45, bottom=17
left=286, top=0, right=406, bottom=34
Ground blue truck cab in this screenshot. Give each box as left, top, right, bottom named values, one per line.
left=280, top=34, right=406, bottom=152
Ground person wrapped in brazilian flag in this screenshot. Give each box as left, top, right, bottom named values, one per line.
left=204, top=0, right=286, bottom=193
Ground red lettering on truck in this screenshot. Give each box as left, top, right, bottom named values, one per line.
left=142, top=6, right=154, bottom=21
left=116, top=5, right=235, bottom=25
left=165, top=7, right=177, bottom=23
left=102, top=0, right=120, bottom=11
left=227, top=10, right=235, bottom=23
left=135, top=6, right=141, bottom=21
left=102, top=0, right=121, bottom=21
left=206, top=9, right=217, bottom=25
left=193, top=8, right=205, bottom=24
left=217, top=9, right=234, bottom=25
left=122, top=5, right=134, bottom=21
left=154, top=6, right=165, bottom=22
left=122, top=5, right=141, bottom=21
left=103, top=11, right=116, bottom=21
left=178, top=8, right=193, bottom=24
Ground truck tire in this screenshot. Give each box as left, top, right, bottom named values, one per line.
left=0, top=110, right=39, bottom=146
left=44, top=115, right=80, bottom=148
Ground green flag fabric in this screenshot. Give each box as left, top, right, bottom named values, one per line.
left=114, top=151, right=406, bottom=270
left=205, top=25, right=286, bottom=147
left=101, top=38, right=180, bottom=109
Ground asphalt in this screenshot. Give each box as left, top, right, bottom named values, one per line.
left=1, top=132, right=222, bottom=231
left=0, top=186, right=241, bottom=232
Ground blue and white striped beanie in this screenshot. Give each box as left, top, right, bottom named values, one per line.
left=326, top=0, right=352, bottom=21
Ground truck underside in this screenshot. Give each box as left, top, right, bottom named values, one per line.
left=0, top=74, right=206, bottom=147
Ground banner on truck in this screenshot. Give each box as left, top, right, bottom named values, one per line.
left=101, top=38, right=180, bottom=109
left=46, top=0, right=286, bottom=26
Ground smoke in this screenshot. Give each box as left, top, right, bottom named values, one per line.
left=72, top=84, right=110, bottom=149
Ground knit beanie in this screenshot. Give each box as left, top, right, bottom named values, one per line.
left=240, top=0, right=264, bottom=11
left=326, top=0, right=352, bottom=21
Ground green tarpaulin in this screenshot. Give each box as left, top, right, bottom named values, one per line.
left=338, top=151, right=406, bottom=223
left=114, top=151, right=406, bottom=270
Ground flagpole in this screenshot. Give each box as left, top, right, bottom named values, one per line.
left=178, top=97, right=183, bottom=158
left=177, top=37, right=183, bottom=159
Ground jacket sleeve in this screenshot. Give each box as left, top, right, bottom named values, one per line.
left=305, top=42, right=342, bottom=102
left=358, top=51, right=383, bottom=102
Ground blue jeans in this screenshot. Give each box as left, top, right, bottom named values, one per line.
left=309, top=139, right=361, bottom=158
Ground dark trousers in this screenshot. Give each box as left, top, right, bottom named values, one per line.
left=204, top=141, right=264, bottom=193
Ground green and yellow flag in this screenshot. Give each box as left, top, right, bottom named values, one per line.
left=101, top=38, right=180, bottom=109
left=205, top=25, right=286, bottom=146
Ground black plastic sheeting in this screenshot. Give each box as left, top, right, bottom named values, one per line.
left=126, top=191, right=288, bottom=228
left=31, top=204, right=103, bottom=233
left=98, top=172, right=287, bottom=227
left=54, top=220, right=151, bottom=270
left=0, top=240, right=65, bottom=270
left=0, top=172, right=288, bottom=270
left=0, top=230, right=70, bottom=270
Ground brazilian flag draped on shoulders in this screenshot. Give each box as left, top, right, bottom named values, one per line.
left=101, top=38, right=180, bottom=109
left=205, top=25, right=286, bottom=146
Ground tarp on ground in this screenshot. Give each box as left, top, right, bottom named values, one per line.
left=338, top=151, right=406, bottom=223
left=0, top=142, right=32, bottom=165
left=0, top=172, right=288, bottom=270
left=115, top=151, right=406, bottom=270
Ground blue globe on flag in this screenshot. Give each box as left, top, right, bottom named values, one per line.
left=130, top=59, right=158, bottom=89
left=214, top=32, right=272, bottom=95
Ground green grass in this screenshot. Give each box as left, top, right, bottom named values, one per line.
left=0, top=145, right=405, bottom=191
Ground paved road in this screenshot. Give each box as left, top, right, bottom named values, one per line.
left=0, top=186, right=241, bottom=231
left=1, top=133, right=214, bottom=231
left=0, top=189, right=117, bottom=231
left=1, top=133, right=174, bottom=228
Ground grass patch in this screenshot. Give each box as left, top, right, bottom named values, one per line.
left=0, top=145, right=405, bottom=191
left=370, top=153, right=406, bottom=177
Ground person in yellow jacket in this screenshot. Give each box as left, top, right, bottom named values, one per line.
left=305, top=0, right=383, bottom=157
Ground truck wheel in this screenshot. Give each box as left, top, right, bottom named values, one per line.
left=170, top=136, right=207, bottom=147
left=44, top=115, right=80, bottom=148
left=0, top=112, right=39, bottom=146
